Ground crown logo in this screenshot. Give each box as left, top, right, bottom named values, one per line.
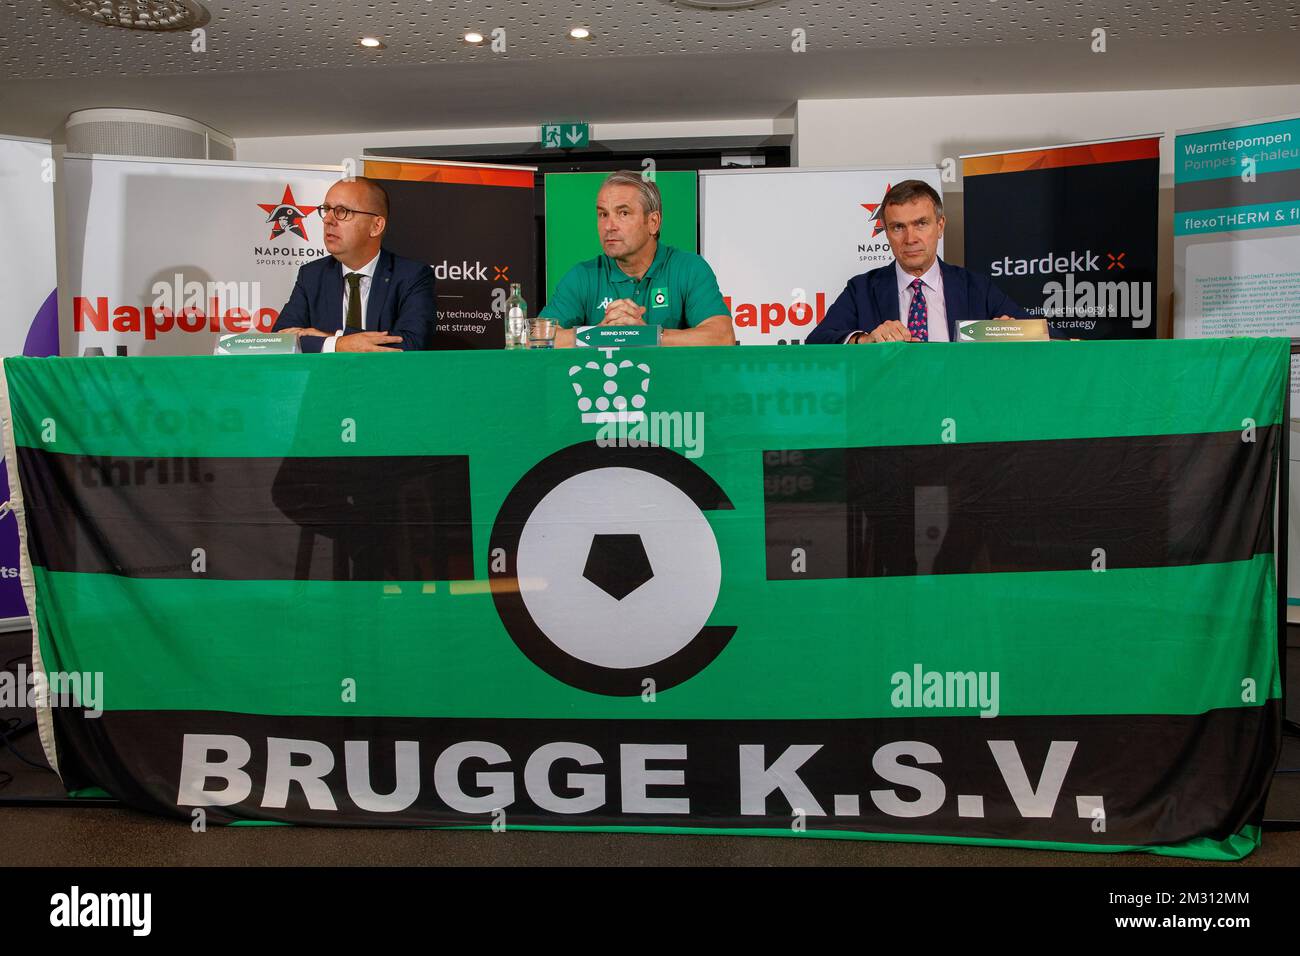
left=569, top=348, right=650, bottom=424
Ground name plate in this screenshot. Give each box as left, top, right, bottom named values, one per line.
left=575, top=325, right=662, bottom=348
left=214, top=332, right=301, bottom=355
left=958, top=319, right=1050, bottom=342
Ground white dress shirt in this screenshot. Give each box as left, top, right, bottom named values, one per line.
left=322, top=252, right=381, bottom=353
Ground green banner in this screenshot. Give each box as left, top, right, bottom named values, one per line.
left=544, top=171, right=697, bottom=300
left=1175, top=116, right=1300, bottom=183
left=2, top=339, right=1285, bottom=859
left=1174, top=199, right=1300, bottom=236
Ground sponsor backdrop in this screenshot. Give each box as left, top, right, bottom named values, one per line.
left=1174, top=113, right=1300, bottom=338
left=1, top=340, right=1283, bottom=859
left=544, top=171, right=698, bottom=302
left=1172, top=114, right=1300, bottom=613
left=700, top=167, right=943, bottom=345
left=962, top=136, right=1161, bottom=339
left=61, top=155, right=344, bottom=357
left=364, top=157, right=537, bottom=350
left=0, top=135, right=58, bottom=629
left=1292, top=355, right=1300, bottom=618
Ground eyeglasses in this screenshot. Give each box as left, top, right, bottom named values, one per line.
left=318, top=203, right=382, bottom=223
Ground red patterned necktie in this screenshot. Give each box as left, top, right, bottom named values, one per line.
left=907, top=277, right=929, bottom=342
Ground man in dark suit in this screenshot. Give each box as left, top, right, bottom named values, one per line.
left=274, top=176, right=436, bottom=352
left=806, top=180, right=1026, bottom=344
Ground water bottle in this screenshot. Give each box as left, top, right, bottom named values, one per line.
left=505, top=283, right=528, bottom=349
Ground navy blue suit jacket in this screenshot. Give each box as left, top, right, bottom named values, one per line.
left=273, top=248, right=437, bottom=352
left=805, top=259, right=1028, bottom=344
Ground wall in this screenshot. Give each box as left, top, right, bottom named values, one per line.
left=236, top=117, right=792, bottom=167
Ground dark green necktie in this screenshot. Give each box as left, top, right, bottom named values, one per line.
left=345, top=272, right=363, bottom=331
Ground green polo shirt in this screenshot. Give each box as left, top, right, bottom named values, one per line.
left=539, top=242, right=731, bottom=329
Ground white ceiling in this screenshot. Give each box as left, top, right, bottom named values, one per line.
left=1, top=0, right=1297, bottom=140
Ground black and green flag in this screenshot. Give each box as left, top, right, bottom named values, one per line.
left=1, top=338, right=1285, bottom=859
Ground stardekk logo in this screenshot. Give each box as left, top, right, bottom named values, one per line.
left=256, top=185, right=317, bottom=242
left=434, top=259, right=493, bottom=281
left=990, top=250, right=1106, bottom=277
left=598, top=297, right=614, bottom=312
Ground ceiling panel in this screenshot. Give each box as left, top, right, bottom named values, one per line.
left=4, top=0, right=1295, bottom=79
left=0, top=1, right=1295, bottom=140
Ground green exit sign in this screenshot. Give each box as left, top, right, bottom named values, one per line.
left=540, top=122, right=590, bottom=149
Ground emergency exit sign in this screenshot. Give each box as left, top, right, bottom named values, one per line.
left=540, top=122, right=590, bottom=149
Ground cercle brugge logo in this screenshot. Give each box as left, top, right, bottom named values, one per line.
left=569, top=353, right=648, bottom=422
left=487, top=355, right=736, bottom=696
left=651, top=287, right=668, bottom=308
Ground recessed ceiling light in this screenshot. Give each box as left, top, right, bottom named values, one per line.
left=358, top=36, right=384, bottom=48
left=465, top=31, right=484, bottom=43
left=570, top=26, right=591, bottom=39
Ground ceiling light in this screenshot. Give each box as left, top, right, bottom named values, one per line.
left=465, top=31, right=484, bottom=43
left=570, top=27, right=591, bottom=39
left=358, top=36, right=384, bottom=48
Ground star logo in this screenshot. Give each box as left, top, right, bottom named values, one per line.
left=257, top=185, right=318, bottom=241
left=861, top=183, right=892, bottom=238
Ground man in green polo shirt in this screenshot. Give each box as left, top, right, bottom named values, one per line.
left=541, top=170, right=736, bottom=347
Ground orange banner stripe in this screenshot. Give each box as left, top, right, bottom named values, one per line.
left=364, top=160, right=534, bottom=188
left=962, top=138, right=1160, bottom=177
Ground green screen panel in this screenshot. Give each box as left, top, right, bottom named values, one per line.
left=544, top=170, right=698, bottom=301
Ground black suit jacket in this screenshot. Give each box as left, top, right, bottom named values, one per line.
left=273, top=248, right=438, bottom=352
left=805, top=259, right=1028, bottom=344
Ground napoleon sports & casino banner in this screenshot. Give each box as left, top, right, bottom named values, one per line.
left=700, top=167, right=944, bottom=346
left=61, top=156, right=344, bottom=356
left=0, top=340, right=1284, bottom=859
